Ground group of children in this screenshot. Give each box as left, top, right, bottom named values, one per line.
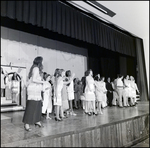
left=40, top=68, right=140, bottom=121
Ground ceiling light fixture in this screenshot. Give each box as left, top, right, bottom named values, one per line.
left=84, top=0, right=116, bottom=17
left=64, top=1, right=110, bottom=23
left=86, top=0, right=108, bottom=14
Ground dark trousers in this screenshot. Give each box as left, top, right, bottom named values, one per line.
left=107, top=92, right=113, bottom=106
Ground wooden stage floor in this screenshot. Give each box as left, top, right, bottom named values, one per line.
left=1, top=101, right=149, bottom=147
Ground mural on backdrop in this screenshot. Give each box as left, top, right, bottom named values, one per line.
left=1, top=65, right=27, bottom=107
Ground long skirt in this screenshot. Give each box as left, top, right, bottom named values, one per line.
left=22, top=100, right=42, bottom=125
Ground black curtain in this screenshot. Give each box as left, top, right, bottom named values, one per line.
left=1, top=1, right=136, bottom=57
left=88, top=47, right=119, bottom=80
left=100, top=57, right=118, bottom=80
left=135, top=38, right=149, bottom=101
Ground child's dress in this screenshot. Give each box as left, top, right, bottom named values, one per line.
left=42, top=81, right=52, bottom=114
left=62, top=84, right=69, bottom=112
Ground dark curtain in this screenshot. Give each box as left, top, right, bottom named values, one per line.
left=1, top=1, right=136, bottom=57
left=88, top=56, right=118, bottom=80
left=135, top=38, right=148, bottom=101
left=100, top=57, right=117, bottom=80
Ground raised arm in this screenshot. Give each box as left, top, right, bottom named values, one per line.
left=63, top=73, right=75, bottom=85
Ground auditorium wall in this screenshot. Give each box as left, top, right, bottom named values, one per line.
left=1, top=26, right=88, bottom=80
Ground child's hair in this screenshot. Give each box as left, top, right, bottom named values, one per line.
left=78, top=80, right=82, bottom=85
left=43, top=72, right=47, bottom=81
left=45, top=74, right=51, bottom=80
left=54, top=68, right=59, bottom=77
left=66, top=70, right=71, bottom=77
left=94, top=75, right=100, bottom=81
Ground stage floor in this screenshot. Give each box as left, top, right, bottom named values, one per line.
left=1, top=101, right=149, bottom=147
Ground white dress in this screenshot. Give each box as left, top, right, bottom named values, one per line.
left=84, top=76, right=95, bottom=101
left=100, top=81, right=107, bottom=107
left=62, top=84, right=69, bottom=111
left=94, top=81, right=104, bottom=102
left=42, top=81, right=52, bottom=114
left=130, top=81, right=137, bottom=98
left=53, top=78, right=64, bottom=106
left=123, top=79, right=132, bottom=98
left=66, top=80, right=74, bottom=101
left=27, top=67, right=43, bottom=101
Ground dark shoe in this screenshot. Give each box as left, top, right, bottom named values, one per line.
left=55, top=117, right=62, bottom=121
left=93, top=112, right=98, bottom=116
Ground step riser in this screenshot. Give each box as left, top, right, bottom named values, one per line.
left=1, top=107, right=25, bottom=113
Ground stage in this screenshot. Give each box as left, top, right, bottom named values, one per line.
left=1, top=101, right=149, bottom=147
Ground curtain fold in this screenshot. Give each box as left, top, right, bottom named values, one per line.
left=1, top=1, right=136, bottom=57
left=135, top=38, right=148, bottom=101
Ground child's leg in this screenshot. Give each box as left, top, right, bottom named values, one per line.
left=46, top=112, right=51, bottom=119
left=74, top=99, right=78, bottom=108
left=56, top=105, right=61, bottom=119
left=69, top=100, right=73, bottom=111
left=60, top=106, right=65, bottom=118
left=92, top=101, right=96, bottom=113
left=99, top=101, right=103, bottom=114
left=87, top=101, right=92, bottom=113
left=130, top=98, right=134, bottom=106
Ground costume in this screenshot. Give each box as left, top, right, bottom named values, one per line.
left=22, top=67, right=43, bottom=124
left=42, top=81, right=52, bottom=114
left=53, top=78, right=64, bottom=106
left=62, top=84, right=69, bottom=111
left=84, top=75, right=95, bottom=101
left=66, top=80, right=74, bottom=101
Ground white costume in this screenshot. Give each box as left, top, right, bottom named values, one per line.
left=130, top=81, right=137, bottom=98
left=42, top=81, right=52, bottom=114
left=84, top=75, right=95, bottom=101
left=53, top=78, right=63, bottom=106
left=99, top=81, right=107, bottom=108
left=94, top=81, right=105, bottom=102
left=123, top=79, right=131, bottom=106
left=111, top=79, right=119, bottom=106
left=116, top=78, right=124, bottom=107
left=66, top=80, right=74, bottom=101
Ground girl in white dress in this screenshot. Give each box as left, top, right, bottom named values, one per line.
left=84, top=69, right=97, bottom=116
left=42, top=74, right=52, bottom=119
left=66, top=70, right=76, bottom=116
left=94, top=75, right=103, bottom=114
left=11, top=72, right=21, bottom=104
left=54, top=69, right=75, bottom=121
left=130, top=76, right=140, bottom=106
left=122, top=75, right=131, bottom=107
left=100, top=77, right=107, bottom=108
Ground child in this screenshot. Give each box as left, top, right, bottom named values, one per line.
left=74, top=78, right=79, bottom=109
left=42, top=74, right=52, bottom=119
left=94, top=75, right=103, bottom=114
left=77, top=80, right=83, bottom=109
left=66, top=70, right=76, bottom=116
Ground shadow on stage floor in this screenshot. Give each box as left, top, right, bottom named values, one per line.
left=1, top=101, right=149, bottom=147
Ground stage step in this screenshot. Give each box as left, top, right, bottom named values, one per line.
left=1, top=97, right=12, bottom=104
left=1, top=105, right=25, bottom=113
left=1, top=102, right=18, bottom=107
left=1, top=115, right=12, bottom=124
